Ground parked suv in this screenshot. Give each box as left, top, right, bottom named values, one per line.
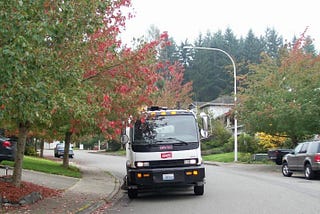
left=282, top=140, right=320, bottom=179
left=0, top=136, right=16, bottom=163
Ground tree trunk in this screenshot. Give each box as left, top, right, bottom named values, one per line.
left=63, top=131, right=72, bottom=168
left=39, top=138, right=44, bottom=158
left=12, top=121, right=30, bottom=187
left=291, top=135, right=299, bottom=147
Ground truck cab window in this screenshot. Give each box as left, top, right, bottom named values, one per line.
left=133, top=115, right=198, bottom=144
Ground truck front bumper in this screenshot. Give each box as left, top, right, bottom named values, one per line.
left=127, top=165, right=205, bottom=190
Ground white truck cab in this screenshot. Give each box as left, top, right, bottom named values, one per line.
left=121, top=106, right=208, bottom=198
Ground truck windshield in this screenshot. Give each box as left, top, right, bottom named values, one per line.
left=133, top=115, right=198, bottom=144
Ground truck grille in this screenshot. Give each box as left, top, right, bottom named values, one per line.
left=147, top=159, right=198, bottom=168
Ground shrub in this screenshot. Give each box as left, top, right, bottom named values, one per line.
left=238, top=133, right=258, bottom=153
left=24, top=146, right=38, bottom=156
left=222, top=140, right=234, bottom=153
left=106, top=140, right=121, bottom=151
left=202, top=119, right=232, bottom=152
left=238, top=153, right=252, bottom=163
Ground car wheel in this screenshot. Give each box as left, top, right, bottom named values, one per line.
left=128, top=189, right=138, bottom=199
left=304, top=163, right=315, bottom=180
left=194, top=185, right=204, bottom=195
left=282, top=162, right=292, bottom=177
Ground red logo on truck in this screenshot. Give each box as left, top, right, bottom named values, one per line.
left=161, top=152, right=172, bottom=159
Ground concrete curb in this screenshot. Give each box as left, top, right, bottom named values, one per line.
left=76, top=172, right=122, bottom=214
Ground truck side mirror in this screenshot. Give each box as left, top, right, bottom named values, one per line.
left=199, top=112, right=209, bottom=138
left=121, top=135, right=129, bottom=144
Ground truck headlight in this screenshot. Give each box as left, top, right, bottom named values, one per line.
left=136, top=162, right=150, bottom=167
left=184, top=159, right=197, bottom=165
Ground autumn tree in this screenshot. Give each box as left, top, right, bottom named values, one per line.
left=50, top=0, right=134, bottom=167
left=142, top=29, right=193, bottom=108
left=151, top=61, right=193, bottom=108
left=238, top=32, right=320, bottom=145
left=82, top=31, right=177, bottom=141
left=0, top=0, right=127, bottom=186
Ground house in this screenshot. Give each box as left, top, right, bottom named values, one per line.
left=191, top=95, right=243, bottom=134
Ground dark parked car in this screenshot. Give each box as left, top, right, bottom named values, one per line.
left=0, top=136, right=16, bottom=163
left=282, top=140, right=320, bottom=179
left=54, top=144, right=74, bottom=158
left=268, top=148, right=293, bottom=165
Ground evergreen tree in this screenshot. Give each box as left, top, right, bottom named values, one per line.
left=179, top=26, right=317, bottom=104
left=242, top=29, right=265, bottom=64
left=303, top=35, right=317, bottom=55
left=264, top=27, right=283, bottom=59
left=184, top=29, right=240, bottom=101
left=184, top=31, right=229, bottom=101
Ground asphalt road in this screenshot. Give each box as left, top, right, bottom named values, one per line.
left=74, top=150, right=320, bottom=214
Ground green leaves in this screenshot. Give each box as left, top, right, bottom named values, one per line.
left=239, top=38, right=320, bottom=144
left=0, top=1, right=110, bottom=130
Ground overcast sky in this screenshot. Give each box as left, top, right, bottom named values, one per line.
left=121, top=0, right=320, bottom=49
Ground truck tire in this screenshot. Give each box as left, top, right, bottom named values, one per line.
left=282, top=162, right=292, bottom=177
left=275, top=157, right=282, bottom=165
left=128, top=189, right=138, bottom=199
left=304, top=163, right=315, bottom=180
left=194, top=185, right=204, bottom=195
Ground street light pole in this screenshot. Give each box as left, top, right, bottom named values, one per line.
left=183, top=46, right=238, bottom=162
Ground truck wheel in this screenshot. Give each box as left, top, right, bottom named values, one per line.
left=282, top=162, right=292, bottom=177
left=275, top=158, right=282, bottom=165
left=194, top=185, right=204, bottom=195
left=128, top=189, right=138, bottom=199
left=305, top=163, right=315, bottom=180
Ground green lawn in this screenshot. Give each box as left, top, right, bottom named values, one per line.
left=203, top=152, right=237, bottom=162
left=2, top=156, right=81, bottom=178
left=203, top=152, right=271, bottom=164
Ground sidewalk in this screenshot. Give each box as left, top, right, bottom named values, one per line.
left=7, top=165, right=121, bottom=214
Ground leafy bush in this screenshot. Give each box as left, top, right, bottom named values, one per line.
left=238, top=133, right=258, bottom=153
left=222, top=140, right=234, bottom=153
left=227, top=133, right=264, bottom=154
left=106, top=140, right=121, bottom=151
left=238, top=153, right=252, bottom=163
left=80, top=135, right=106, bottom=150
left=256, top=132, right=289, bottom=150
left=202, top=119, right=232, bottom=152
left=201, top=147, right=225, bottom=155
left=24, top=146, right=38, bottom=156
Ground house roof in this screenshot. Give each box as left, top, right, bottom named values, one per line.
left=191, top=95, right=234, bottom=109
